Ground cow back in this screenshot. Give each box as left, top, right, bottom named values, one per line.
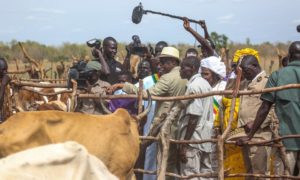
left=0, top=109, right=139, bottom=179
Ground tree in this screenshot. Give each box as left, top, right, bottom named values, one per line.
left=210, top=32, right=229, bottom=51
left=246, top=37, right=251, bottom=46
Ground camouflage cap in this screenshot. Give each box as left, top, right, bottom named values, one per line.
left=84, top=60, right=102, bottom=72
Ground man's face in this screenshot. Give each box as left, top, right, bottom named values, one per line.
left=201, top=67, right=214, bottom=86
left=180, top=63, right=193, bottom=80
left=240, top=62, right=256, bottom=81
left=87, top=71, right=99, bottom=85
left=154, top=45, right=164, bottom=57
left=149, top=58, right=160, bottom=74
left=158, top=57, right=176, bottom=75
left=118, top=75, right=131, bottom=84
left=104, top=40, right=117, bottom=59
left=138, top=61, right=152, bottom=79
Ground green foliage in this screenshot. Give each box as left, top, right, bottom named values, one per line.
left=210, top=32, right=229, bottom=50
left=0, top=39, right=290, bottom=69
left=246, top=37, right=251, bottom=46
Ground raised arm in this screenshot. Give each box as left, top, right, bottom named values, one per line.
left=93, top=48, right=110, bottom=75
left=199, top=20, right=210, bottom=39
left=183, top=18, right=214, bottom=57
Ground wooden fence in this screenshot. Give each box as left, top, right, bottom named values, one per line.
left=8, top=79, right=300, bottom=179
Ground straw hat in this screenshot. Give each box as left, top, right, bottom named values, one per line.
left=158, top=47, right=180, bottom=61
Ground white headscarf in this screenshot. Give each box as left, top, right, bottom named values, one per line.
left=200, top=56, right=226, bottom=78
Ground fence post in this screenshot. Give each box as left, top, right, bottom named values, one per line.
left=217, top=135, right=224, bottom=180
left=70, top=79, right=77, bottom=112
left=138, top=79, right=144, bottom=114
left=157, top=105, right=182, bottom=180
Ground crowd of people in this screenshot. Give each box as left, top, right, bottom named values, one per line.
left=0, top=19, right=299, bottom=180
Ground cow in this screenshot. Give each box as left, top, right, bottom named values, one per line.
left=0, top=141, right=118, bottom=180
left=0, top=91, right=151, bottom=180
left=15, top=84, right=71, bottom=112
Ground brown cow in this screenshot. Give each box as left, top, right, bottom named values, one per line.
left=0, top=92, right=151, bottom=180
left=16, top=86, right=71, bottom=112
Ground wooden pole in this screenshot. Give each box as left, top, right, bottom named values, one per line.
left=138, top=79, right=143, bottom=114
left=70, top=79, right=77, bottom=112
left=157, top=105, right=182, bottom=180
left=217, top=135, right=224, bottom=180
left=77, top=83, right=300, bottom=101
left=218, top=67, right=242, bottom=180
left=18, top=42, right=43, bottom=78
left=11, top=81, right=68, bottom=88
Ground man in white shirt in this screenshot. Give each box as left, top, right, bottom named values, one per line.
left=178, top=56, right=214, bottom=179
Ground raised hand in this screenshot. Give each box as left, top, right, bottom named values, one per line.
left=183, top=17, right=191, bottom=31
left=198, top=20, right=206, bottom=29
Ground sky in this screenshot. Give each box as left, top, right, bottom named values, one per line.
left=0, top=0, right=299, bottom=46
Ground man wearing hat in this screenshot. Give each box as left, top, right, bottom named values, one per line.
left=75, top=60, right=111, bottom=115
left=109, top=46, right=187, bottom=177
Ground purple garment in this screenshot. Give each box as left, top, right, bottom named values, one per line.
left=108, top=89, right=138, bottom=115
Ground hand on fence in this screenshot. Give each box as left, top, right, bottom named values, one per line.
left=106, top=83, right=124, bottom=94
left=235, top=136, right=251, bottom=146
left=85, top=81, right=93, bottom=93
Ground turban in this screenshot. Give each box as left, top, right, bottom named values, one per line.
left=232, top=48, right=260, bottom=64
left=201, top=56, right=226, bottom=78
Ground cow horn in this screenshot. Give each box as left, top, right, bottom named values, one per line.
left=99, top=97, right=112, bottom=114
left=136, top=90, right=152, bottom=120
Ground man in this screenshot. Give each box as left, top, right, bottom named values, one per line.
left=0, top=58, right=10, bottom=122
left=237, top=55, right=274, bottom=179
left=281, top=56, right=289, bottom=68
left=183, top=18, right=217, bottom=58
left=149, top=41, right=168, bottom=75
left=185, top=48, right=198, bottom=58
left=237, top=41, right=300, bottom=176
left=109, top=47, right=187, bottom=177
left=135, top=60, right=158, bottom=180
left=122, top=35, right=150, bottom=81
left=100, top=37, right=123, bottom=85
left=108, top=71, right=138, bottom=115
left=91, top=46, right=110, bottom=76
left=75, top=60, right=110, bottom=115
left=178, top=56, right=214, bottom=179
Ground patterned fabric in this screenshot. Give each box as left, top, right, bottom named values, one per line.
left=151, top=73, right=159, bottom=83
left=232, top=48, right=260, bottom=64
